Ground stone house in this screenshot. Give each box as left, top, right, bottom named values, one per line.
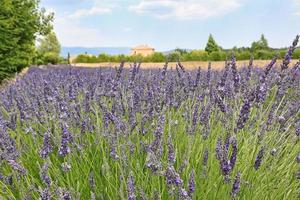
left=131, top=44, right=155, bottom=56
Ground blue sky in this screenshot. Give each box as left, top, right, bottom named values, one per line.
left=41, top=0, right=300, bottom=51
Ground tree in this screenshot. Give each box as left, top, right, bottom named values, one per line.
left=37, top=32, right=61, bottom=55
left=251, top=34, right=269, bottom=52
left=147, top=52, right=166, bottom=62
left=36, top=31, right=61, bottom=64
left=205, top=34, right=220, bottom=54
left=0, top=0, right=53, bottom=81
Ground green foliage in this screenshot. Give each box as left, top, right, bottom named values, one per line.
left=0, top=0, right=53, bottom=81
left=37, top=32, right=61, bottom=55
left=293, top=49, right=300, bottom=59
left=36, top=31, right=61, bottom=64
left=236, top=50, right=252, bottom=60
left=254, top=50, right=276, bottom=60
left=144, top=52, right=166, bottom=62
left=75, top=53, right=166, bottom=63
left=43, top=52, right=61, bottom=64
left=205, top=34, right=220, bottom=54
left=167, top=52, right=182, bottom=62
left=209, top=51, right=227, bottom=61
left=251, top=34, right=269, bottom=52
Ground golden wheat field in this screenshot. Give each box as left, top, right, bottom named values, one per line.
left=72, top=59, right=299, bottom=70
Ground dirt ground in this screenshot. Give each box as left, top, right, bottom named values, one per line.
left=72, top=60, right=299, bottom=71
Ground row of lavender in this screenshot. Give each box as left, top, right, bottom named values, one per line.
left=0, top=36, right=299, bottom=199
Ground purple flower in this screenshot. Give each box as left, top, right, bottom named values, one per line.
left=231, top=55, right=240, bottom=93
left=40, top=163, right=51, bottom=186
left=58, top=124, right=73, bottom=157
left=62, top=191, right=71, bottom=200
left=57, top=188, right=71, bottom=200
left=178, top=188, right=192, bottom=200
left=7, top=159, right=27, bottom=175
left=218, top=61, right=230, bottom=98
left=164, top=166, right=183, bottom=186
left=193, top=66, right=201, bottom=89
left=167, top=134, right=176, bottom=165
left=216, top=138, right=223, bottom=161
left=296, top=154, right=300, bottom=163
left=188, top=169, right=196, bottom=198
left=40, top=188, right=51, bottom=200
left=146, top=151, right=162, bottom=173
left=199, top=103, right=211, bottom=137
left=215, top=135, right=238, bottom=182
left=203, top=148, right=209, bottom=166
left=236, top=91, right=255, bottom=130
left=230, top=138, right=238, bottom=169
left=39, top=131, right=53, bottom=159
left=0, top=124, right=19, bottom=161
left=127, top=172, right=136, bottom=200
left=281, top=35, right=299, bottom=70
left=255, top=57, right=277, bottom=103
left=110, top=146, right=119, bottom=160
left=189, top=101, right=200, bottom=135
left=230, top=172, right=241, bottom=199
left=254, top=147, right=265, bottom=170
left=206, top=62, right=212, bottom=89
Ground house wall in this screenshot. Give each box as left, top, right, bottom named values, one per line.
left=131, top=49, right=155, bottom=56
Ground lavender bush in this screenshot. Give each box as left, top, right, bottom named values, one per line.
left=0, top=37, right=299, bottom=199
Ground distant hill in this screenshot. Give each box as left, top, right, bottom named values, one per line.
left=61, top=47, right=132, bottom=57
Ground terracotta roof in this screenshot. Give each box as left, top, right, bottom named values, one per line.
left=132, top=44, right=154, bottom=50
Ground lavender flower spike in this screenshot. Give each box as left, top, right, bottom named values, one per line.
left=188, top=169, right=196, bottom=198
left=179, top=188, right=192, bottom=200
left=164, top=166, right=183, bottom=186
left=127, top=171, right=136, bottom=200
left=58, top=124, right=73, bottom=157
left=167, top=133, right=176, bottom=165
left=40, top=188, right=51, bottom=200
left=230, top=172, right=241, bottom=199
left=281, top=35, right=299, bottom=70
left=230, top=138, right=238, bottom=170
left=203, top=148, right=209, bottom=166
left=39, top=131, right=53, bottom=159
left=254, top=147, right=265, bottom=170
left=40, top=163, right=51, bottom=186
left=7, top=159, right=27, bottom=175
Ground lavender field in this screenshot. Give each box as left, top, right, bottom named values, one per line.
left=0, top=37, right=299, bottom=200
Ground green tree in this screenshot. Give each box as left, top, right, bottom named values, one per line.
left=36, top=31, right=61, bottom=64
left=0, top=0, right=53, bottom=81
left=205, top=34, right=220, bottom=54
left=209, top=51, right=226, bottom=61
left=146, top=52, right=166, bottom=62
left=37, top=31, right=61, bottom=55
left=251, top=34, right=269, bottom=52
left=185, top=50, right=208, bottom=61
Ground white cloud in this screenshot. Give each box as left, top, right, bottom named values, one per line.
left=69, top=6, right=112, bottom=19
left=129, top=0, right=242, bottom=20
left=68, top=0, right=120, bottom=19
